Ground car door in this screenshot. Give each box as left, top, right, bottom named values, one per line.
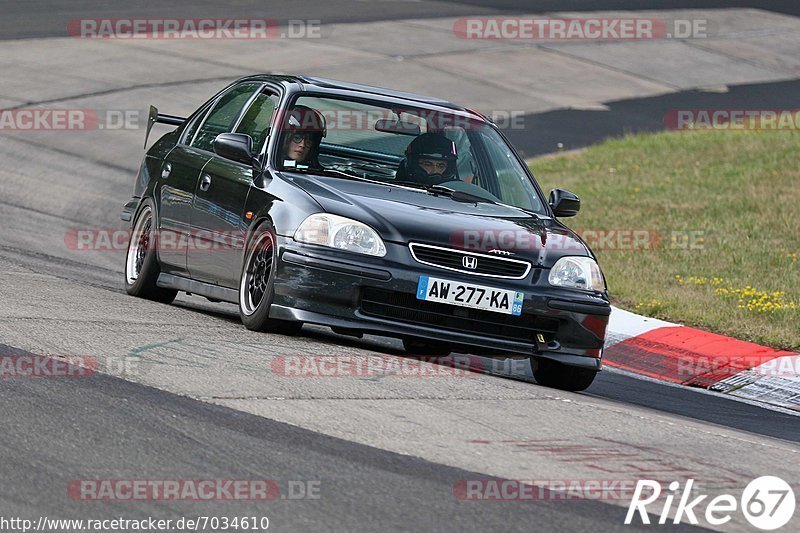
left=157, top=81, right=262, bottom=275
left=188, top=87, right=280, bottom=287
left=156, top=123, right=212, bottom=274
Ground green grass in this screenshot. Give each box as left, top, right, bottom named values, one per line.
left=530, top=129, right=800, bottom=350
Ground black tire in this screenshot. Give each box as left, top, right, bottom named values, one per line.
left=239, top=222, right=302, bottom=335
left=531, top=357, right=597, bottom=392
left=402, top=337, right=452, bottom=357
left=124, top=200, right=177, bottom=304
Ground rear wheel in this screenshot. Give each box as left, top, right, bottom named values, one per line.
left=124, top=200, right=177, bottom=304
left=239, top=222, right=302, bottom=335
left=531, top=357, right=597, bottom=392
left=402, top=337, right=452, bottom=357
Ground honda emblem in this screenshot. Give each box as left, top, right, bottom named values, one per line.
left=462, top=256, right=478, bottom=270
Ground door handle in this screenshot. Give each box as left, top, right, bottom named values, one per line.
left=161, top=162, right=172, bottom=179
left=200, top=173, right=212, bottom=192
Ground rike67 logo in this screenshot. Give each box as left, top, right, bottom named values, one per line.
left=625, top=477, right=795, bottom=530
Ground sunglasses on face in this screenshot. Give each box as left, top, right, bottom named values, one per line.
left=289, top=133, right=313, bottom=145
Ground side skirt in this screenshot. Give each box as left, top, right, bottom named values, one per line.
left=157, top=273, right=238, bottom=304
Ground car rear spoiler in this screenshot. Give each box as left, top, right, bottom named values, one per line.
left=144, top=105, right=186, bottom=148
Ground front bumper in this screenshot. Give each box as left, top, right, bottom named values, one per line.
left=271, top=239, right=610, bottom=370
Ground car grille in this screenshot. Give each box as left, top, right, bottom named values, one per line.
left=409, top=243, right=531, bottom=279
left=360, top=287, right=559, bottom=344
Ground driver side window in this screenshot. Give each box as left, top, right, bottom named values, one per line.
left=190, top=82, right=261, bottom=152
left=444, top=127, right=476, bottom=182
left=235, top=91, right=279, bottom=153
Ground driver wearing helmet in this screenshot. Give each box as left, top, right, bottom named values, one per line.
left=397, top=132, right=458, bottom=186
left=281, top=105, right=326, bottom=169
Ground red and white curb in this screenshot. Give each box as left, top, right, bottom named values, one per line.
left=605, top=307, right=800, bottom=412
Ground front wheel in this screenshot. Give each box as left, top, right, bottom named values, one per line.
left=531, top=357, right=597, bottom=392
left=124, top=200, right=177, bottom=304
left=239, top=222, right=302, bottom=335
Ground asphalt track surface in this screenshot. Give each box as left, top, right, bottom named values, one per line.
left=449, top=1, right=800, bottom=17
left=2, top=0, right=799, bottom=40
left=507, top=79, right=800, bottom=157
left=2, top=343, right=711, bottom=532
left=1, top=1, right=799, bottom=532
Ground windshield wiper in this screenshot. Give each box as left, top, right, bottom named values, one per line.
left=390, top=182, right=497, bottom=205
left=286, top=166, right=365, bottom=181
left=389, top=180, right=428, bottom=190
left=287, top=166, right=396, bottom=187
left=286, top=170, right=498, bottom=205
left=319, top=168, right=368, bottom=181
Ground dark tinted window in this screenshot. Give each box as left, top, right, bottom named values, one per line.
left=181, top=104, right=209, bottom=146
left=277, top=95, right=545, bottom=213
left=191, top=82, right=261, bottom=152
left=234, top=91, right=279, bottom=152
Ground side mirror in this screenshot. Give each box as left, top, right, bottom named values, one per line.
left=213, top=133, right=255, bottom=165
left=549, top=188, right=580, bottom=217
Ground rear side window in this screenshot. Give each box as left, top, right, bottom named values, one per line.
left=235, top=91, right=279, bottom=152
left=190, top=82, right=262, bottom=152
left=181, top=102, right=212, bottom=146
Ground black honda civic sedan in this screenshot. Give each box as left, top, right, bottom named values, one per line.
left=121, top=75, right=610, bottom=391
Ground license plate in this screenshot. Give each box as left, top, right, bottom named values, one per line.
left=416, top=276, right=523, bottom=316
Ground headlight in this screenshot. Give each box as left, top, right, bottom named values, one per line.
left=548, top=256, right=606, bottom=291
left=294, top=214, right=387, bottom=257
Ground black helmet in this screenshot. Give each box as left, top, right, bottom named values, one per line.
left=283, top=106, right=326, bottom=161
left=403, top=133, right=457, bottom=185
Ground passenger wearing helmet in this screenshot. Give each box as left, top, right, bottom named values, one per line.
left=281, top=105, right=326, bottom=169
left=397, top=132, right=458, bottom=186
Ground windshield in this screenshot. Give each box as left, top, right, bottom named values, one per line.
left=276, top=95, right=545, bottom=214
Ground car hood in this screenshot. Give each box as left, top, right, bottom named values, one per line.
left=283, top=172, right=590, bottom=268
